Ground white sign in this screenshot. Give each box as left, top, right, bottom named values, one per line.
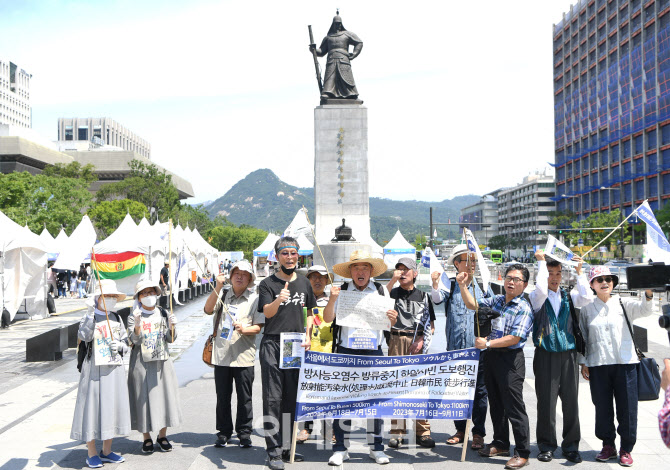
left=93, top=320, right=123, bottom=366
left=335, top=290, right=394, bottom=331
left=544, top=235, right=578, bottom=266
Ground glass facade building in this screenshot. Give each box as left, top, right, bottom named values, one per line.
left=553, top=0, right=670, bottom=218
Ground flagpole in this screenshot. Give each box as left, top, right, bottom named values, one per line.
left=581, top=208, right=639, bottom=257
left=301, top=206, right=333, bottom=284
left=169, top=219, right=174, bottom=339
left=91, top=247, right=114, bottom=341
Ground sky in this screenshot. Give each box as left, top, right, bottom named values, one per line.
left=1, top=0, right=575, bottom=204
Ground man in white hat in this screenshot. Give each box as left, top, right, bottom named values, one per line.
left=431, top=244, right=493, bottom=450
left=204, top=260, right=263, bottom=450
left=323, top=250, right=398, bottom=466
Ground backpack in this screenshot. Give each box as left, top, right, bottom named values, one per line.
left=331, top=281, right=385, bottom=351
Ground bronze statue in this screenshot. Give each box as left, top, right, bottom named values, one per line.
left=309, top=11, right=363, bottom=103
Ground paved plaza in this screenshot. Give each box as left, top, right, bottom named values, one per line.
left=0, top=294, right=669, bottom=470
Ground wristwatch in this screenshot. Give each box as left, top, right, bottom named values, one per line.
left=485, top=340, right=491, bottom=350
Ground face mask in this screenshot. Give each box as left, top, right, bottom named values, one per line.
left=140, top=295, right=157, bottom=308
left=281, top=265, right=296, bottom=275
left=98, top=298, right=117, bottom=311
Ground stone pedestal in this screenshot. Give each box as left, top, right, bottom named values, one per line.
left=313, top=241, right=372, bottom=282
left=313, top=104, right=382, bottom=266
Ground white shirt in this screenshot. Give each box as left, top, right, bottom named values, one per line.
left=335, top=280, right=390, bottom=347
left=579, top=294, right=654, bottom=367
left=529, top=260, right=594, bottom=315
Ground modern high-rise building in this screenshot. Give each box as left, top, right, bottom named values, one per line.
left=459, top=191, right=502, bottom=247
left=0, top=59, right=31, bottom=128
left=553, top=0, right=670, bottom=223
left=57, top=117, right=151, bottom=158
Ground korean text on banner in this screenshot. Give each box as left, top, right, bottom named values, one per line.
left=335, top=290, right=394, bottom=331
left=296, top=348, right=480, bottom=421
left=544, top=235, right=578, bottom=266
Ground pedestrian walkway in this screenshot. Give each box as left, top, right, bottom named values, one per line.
left=0, top=295, right=669, bottom=469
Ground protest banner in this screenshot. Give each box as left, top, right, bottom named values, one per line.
left=335, top=290, right=394, bottom=331
left=290, top=348, right=480, bottom=461
left=635, top=200, right=670, bottom=264
left=544, top=235, right=578, bottom=266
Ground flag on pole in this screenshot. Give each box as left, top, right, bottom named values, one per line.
left=544, top=235, right=578, bottom=266
left=92, top=252, right=146, bottom=280
left=463, top=228, right=490, bottom=292
left=634, top=201, right=670, bottom=263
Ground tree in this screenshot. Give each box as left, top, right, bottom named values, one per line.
left=95, top=159, right=180, bottom=220
left=413, top=234, right=427, bottom=250
left=655, top=201, right=670, bottom=239
left=565, top=210, right=629, bottom=259
left=88, top=199, right=148, bottom=238
left=549, top=210, right=576, bottom=229
left=488, top=235, right=508, bottom=251
left=0, top=171, right=93, bottom=235
left=207, top=224, right=267, bottom=260
left=175, top=204, right=215, bottom=233
left=43, top=161, right=98, bottom=184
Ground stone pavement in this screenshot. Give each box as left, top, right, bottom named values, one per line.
left=0, top=295, right=669, bottom=469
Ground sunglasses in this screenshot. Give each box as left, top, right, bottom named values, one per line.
left=593, top=276, right=613, bottom=283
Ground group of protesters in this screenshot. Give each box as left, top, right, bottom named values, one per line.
left=70, top=234, right=669, bottom=469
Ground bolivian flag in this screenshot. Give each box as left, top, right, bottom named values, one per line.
left=92, top=251, right=146, bottom=280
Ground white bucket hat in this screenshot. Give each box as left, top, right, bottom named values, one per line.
left=134, top=279, right=162, bottom=298
left=230, top=260, right=256, bottom=286
left=447, top=244, right=470, bottom=266
left=85, top=278, right=126, bottom=306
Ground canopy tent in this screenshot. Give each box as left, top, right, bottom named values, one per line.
left=1, top=211, right=48, bottom=321
left=253, top=233, right=280, bottom=275
left=296, top=233, right=314, bottom=256
left=284, top=209, right=313, bottom=238
left=383, top=230, right=416, bottom=269
left=92, top=213, right=165, bottom=295
left=52, top=215, right=96, bottom=272
left=39, top=227, right=58, bottom=261
left=53, top=228, right=69, bottom=256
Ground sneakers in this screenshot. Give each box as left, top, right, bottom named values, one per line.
left=215, top=433, right=229, bottom=448
left=239, top=436, right=252, bottom=448
left=99, top=451, right=125, bottom=463
left=281, top=450, right=303, bottom=462
left=596, top=445, right=617, bottom=462
left=268, top=456, right=284, bottom=470
left=619, top=451, right=633, bottom=467
left=417, top=435, right=436, bottom=448
left=369, top=450, right=390, bottom=465
left=388, top=437, right=403, bottom=449
left=86, top=456, right=103, bottom=468
left=328, top=450, right=350, bottom=466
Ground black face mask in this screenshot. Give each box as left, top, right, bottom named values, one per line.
left=281, top=265, right=295, bottom=275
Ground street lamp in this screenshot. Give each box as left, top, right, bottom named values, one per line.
left=600, top=186, right=625, bottom=260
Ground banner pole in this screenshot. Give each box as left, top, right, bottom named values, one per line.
left=91, top=247, right=114, bottom=341
left=460, top=419, right=471, bottom=462
left=301, top=206, right=333, bottom=284
left=581, top=209, right=638, bottom=257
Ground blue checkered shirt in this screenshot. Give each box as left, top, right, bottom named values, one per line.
left=478, top=294, right=534, bottom=349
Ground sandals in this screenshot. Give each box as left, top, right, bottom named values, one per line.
left=446, top=431, right=465, bottom=445
left=471, top=434, right=485, bottom=450
left=156, top=436, right=172, bottom=452
left=142, top=439, right=154, bottom=453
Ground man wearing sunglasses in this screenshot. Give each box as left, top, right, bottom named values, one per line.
left=458, top=263, right=534, bottom=470
left=528, top=250, right=593, bottom=464
left=257, top=237, right=316, bottom=470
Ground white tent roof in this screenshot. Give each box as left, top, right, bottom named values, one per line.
left=296, top=233, right=313, bottom=255
left=284, top=209, right=312, bottom=238
left=253, top=233, right=280, bottom=256
left=52, top=215, right=97, bottom=271
left=53, top=228, right=69, bottom=253
left=94, top=213, right=153, bottom=254
left=39, top=227, right=57, bottom=253
left=0, top=211, right=47, bottom=252
left=383, top=230, right=416, bottom=254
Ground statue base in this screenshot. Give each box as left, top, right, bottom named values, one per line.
left=313, top=241, right=372, bottom=283
left=320, top=98, right=364, bottom=105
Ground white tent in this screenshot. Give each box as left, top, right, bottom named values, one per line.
left=284, top=209, right=312, bottom=238
left=1, top=211, right=48, bottom=320
left=383, top=230, right=416, bottom=269
left=252, top=233, right=280, bottom=275
left=52, top=215, right=96, bottom=272
left=53, top=228, right=69, bottom=255
left=93, top=214, right=165, bottom=295
left=296, top=233, right=314, bottom=256
left=39, top=227, right=59, bottom=261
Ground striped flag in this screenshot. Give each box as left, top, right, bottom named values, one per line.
left=92, top=251, right=146, bottom=280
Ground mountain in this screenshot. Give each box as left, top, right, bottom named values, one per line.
left=205, top=169, right=479, bottom=244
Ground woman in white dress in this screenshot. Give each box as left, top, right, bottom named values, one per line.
left=70, top=279, right=130, bottom=469
left=127, top=279, right=182, bottom=453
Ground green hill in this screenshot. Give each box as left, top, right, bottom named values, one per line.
left=205, top=169, right=479, bottom=244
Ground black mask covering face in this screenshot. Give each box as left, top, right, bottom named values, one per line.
left=281, top=265, right=295, bottom=275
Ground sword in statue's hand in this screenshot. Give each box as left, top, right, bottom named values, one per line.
left=308, top=25, right=323, bottom=93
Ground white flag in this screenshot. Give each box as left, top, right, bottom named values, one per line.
left=284, top=209, right=312, bottom=238
left=544, top=235, right=578, bottom=266
left=424, top=247, right=449, bottom=292
left=463, top=228, right=490, bottom=293
left=635, top=200, right=670, bottom=264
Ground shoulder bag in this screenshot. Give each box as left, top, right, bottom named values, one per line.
left=619, top=298, right=662, bottom=401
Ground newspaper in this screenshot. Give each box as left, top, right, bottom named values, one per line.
left=335, top=290, right=394, bottom=331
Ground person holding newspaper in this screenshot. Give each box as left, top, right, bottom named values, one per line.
left=203, top=260, right=263, bottom=450
left=257, top=237, right=315, bottom=470
left=431, top=244, right=493, bottom=450
left=385, top=257, right=436, bottom=449
left=323, top=250, right=398, bottom=466
left=459, top=264, right=534, bottom=470
left=528, top=250, right=593, bottom=464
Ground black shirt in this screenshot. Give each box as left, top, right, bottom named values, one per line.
left=160, top=267, right=169, bottom=286
left=390, top=286, right=435, bottom=331
left=258, top=274, right=316, bottom=335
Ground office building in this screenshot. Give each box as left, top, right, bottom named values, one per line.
left=459, top=191, right=502, bottom=247
left=0, top=59, right=31, bottom=128
left=553, top=0, right=670, bottom=223
left=57, top=117, right=150, bottom=158
left=497, top=169, right=556, bottom=253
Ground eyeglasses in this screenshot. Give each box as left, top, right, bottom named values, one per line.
left=594, top=276, right=613, bottom=283
left=279, top=251, right=298, bottom=257
left=504, top=276, right=525, bottom=284
left=456, top=258, right=474, bottom=263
